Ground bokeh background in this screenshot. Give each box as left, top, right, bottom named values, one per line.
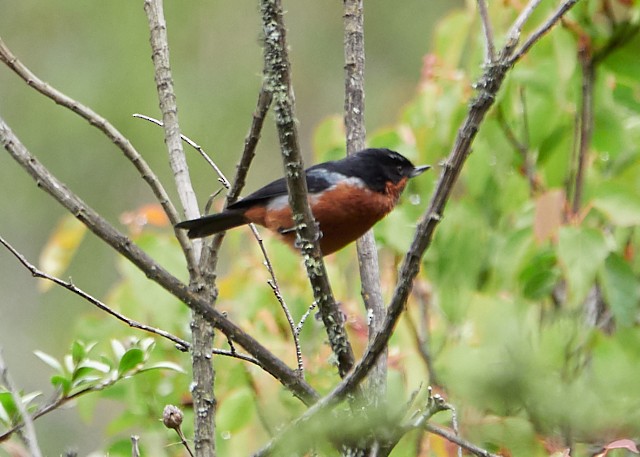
left=0, top=1, right=460, bottom=453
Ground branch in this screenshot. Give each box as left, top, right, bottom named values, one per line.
left=0, top=116, right=319, bottom=405
left=343, top=0, right=388, bottom=404
left=0, top=36, right=197, bottom=274
left=250, top=0, right=583, bottom=453
left=0, top=235, right=189, bottom=352
left=0, top=356, right=164, bottom=443
left=509, top=0, right=582, bottom=64
left=425, top=424, right=501, bottom=457
left=477, top=0, right=496, bottom=63
left=132, top=113, right=230, bottom=189
left=0, top=350, right=43, bottom=456
left=142, top=2, right=215, bottom=454
left=203, top=85, right=273, bottom=275
left=571, top=36, right=593, bottom=217
left=260, top=0, right=356, bottom=379
left=136, top=112, right=304, bottom=374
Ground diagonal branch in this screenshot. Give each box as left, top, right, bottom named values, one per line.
left=0, top=36, right=197, bottom=273
left=0, top=234, right=190, bottom=352
left=260, top=0, right=356, bottom=379
left=0, top=115, right=319, bottom=405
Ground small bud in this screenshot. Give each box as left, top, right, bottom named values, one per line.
left=162, top=404, right=184, bottom=430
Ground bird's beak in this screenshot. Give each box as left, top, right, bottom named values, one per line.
left=409, top=165, right=430, bottom=178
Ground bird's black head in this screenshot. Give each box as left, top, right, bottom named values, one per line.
left=341, top=148, right=430, bottom=193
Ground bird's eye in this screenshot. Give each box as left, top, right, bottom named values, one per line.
left=397, top=165, right=403, bottom=174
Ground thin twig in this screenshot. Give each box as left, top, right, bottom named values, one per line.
left=138, top=113, right=303, bottom=374
left=0, top=115, right=319, bottom=405
left=0, top=234, right=262, bottom=366
left=132, top=113, right=230, bottom=189
left=425, top=424, right=501, bottom=457
left=251, top=225, right=305, bottom=376
left=0, top=36, right=196, bottom=274
left=0, top=357, right=148, bottom=443
left=404, top=303, right=440, bottom=388
left=504, top=0, right=544, bottom=54
left=295, top=302, right=318, bottom=336
left=509, top=0, right=582, bottom=64
left=0, top=235, right=189, bottom=352
left=260, top=0, right=355, bottom=379
left=477, top=0, right=496, bottom=62
left=572, top=40, right=593, bottom=217
left=0, top=350, right=43, bottom=456
left=204, top=85, right=273, bottom=275
left=495, top=104, right=539, bottom=194
left=378, top=388, right=450, bottom=455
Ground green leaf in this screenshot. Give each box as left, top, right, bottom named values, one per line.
left=140, top=361, right=186, bottom=374
left=0, top=401, right=10, bottom=424
left=20, top=391, right=42, bottom=407
left=51, top=374, right=72, bottom=396
left=599, top=253, right=640, bottom=326
left=0, top=391, right=17, bottom=420
left=117, top=348, right=145, bottom=376
left=111, top=339, right=126, bottom=361
left=34, top=350, right=63, bottom=373
left=519, top=249, right=560, bottom=300
left=593, top=186, right=640, bottom=227
left=557, top=226, right=610, bottom=306
left=78, top=359, right=111, bottom=374
left=312, top=115, right=345, bottom=163
left=217, top=388, right=255, bottom=433
left=71, top=340, right=86, bottom=366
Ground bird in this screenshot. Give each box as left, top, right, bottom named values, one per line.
left=176, top=148, right=429, bottom=255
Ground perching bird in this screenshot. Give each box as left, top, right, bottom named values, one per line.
left=176, top=148, right=429, bottom=255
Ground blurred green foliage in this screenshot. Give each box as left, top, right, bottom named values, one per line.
left=2, top=0, right=640, bottom=456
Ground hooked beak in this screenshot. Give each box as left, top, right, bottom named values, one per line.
left=409, top=164, right=430, bottom=178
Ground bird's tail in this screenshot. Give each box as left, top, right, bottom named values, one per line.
left=175, top=210, right=248, bottom=239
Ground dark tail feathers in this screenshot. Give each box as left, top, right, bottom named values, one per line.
left=175, top=210, right=248, bottom=239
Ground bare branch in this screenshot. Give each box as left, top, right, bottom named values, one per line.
left=0, top=116, right=319, bottom=404
left=132, top=113, right=231, bottom=189
left=477, top=0, right=496, bottom=62
left=0, top=350, right=43, bottom=457
left=260, top=0, right=355, bottom=379
left=0, top=235, right=189, bottom=352
left=504, top=0, right=544, bottom=54
left=0, top=36, right=196, bottom=272
left=134, top=112, right=305, bottom=374
left=138, top=111, right=303, bottom=375
left=425, top=424, right=501, bottom=457
left=509, top=0, right=582, bottom=64
left=343, top=0, right=387, bottom=403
